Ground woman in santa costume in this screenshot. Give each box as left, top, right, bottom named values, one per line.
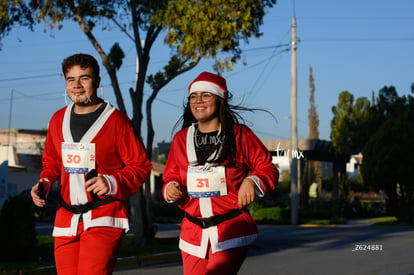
left=31, top=53, right=152, bottom=274
left=163, top=71, right=279, bottom=275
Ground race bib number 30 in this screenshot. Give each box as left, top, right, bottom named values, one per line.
left=187, top=166, right=227, bottom=198
left=62, top=142, right=96, bottom=174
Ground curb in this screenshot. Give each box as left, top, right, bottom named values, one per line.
left=0, top=266, right=57, bottom=275
left=115, top=251, right=181, bottom=270
left=1, top=252, right=181, bottom=275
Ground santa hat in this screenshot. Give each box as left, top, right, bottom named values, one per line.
left=188, top=72, right=228, bottom=99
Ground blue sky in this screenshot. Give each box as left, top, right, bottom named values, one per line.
left=0, top=0, right=413, bottom=146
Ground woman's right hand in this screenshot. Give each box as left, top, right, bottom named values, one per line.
left=166, top=182, right=182, bottom=202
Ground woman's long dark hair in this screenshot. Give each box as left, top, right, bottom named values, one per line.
left=172, top=91, right=275, bottom=165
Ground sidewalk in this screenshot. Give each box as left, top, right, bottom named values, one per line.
left=342, top=218, right=372, bottom=226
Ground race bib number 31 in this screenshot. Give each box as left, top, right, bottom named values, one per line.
left=187, top=166, right=227, bottom=198
left=62, top=142, right=96, bottom=174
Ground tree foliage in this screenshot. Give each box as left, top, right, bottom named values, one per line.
left=308, top=66, right=319, bottom=139
left=332, top=86, right=414, bottom=222
left=153, top=0, right=275, bottom=71
left=330, top=91, right=371, bottom=155
left=0, top=0, right=36, bottom=49
left=361, top=86, right=414, bottom=221
left=306, top=65, right=321, bottom=199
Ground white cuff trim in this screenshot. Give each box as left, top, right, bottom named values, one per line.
left=247, top=175, right=265, bottom=197
left=103, top=174, right=117, bottom=195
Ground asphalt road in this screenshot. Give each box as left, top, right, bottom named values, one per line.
left=113, top=222, right=414, bottom=275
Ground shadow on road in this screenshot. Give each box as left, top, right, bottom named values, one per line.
left=249, top=224, right=414, bottom=256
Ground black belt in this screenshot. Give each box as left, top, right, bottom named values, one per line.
left=60, top=197, right=120, bottom=214
left=185, top=209, right=243, bottom=229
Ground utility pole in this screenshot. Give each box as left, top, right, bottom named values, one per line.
left=6, top=89, right=14, bottom=162
left=290, top=17, right=299, bottom=225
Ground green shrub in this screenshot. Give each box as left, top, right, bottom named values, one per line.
left=0, top=194, right=37, bottom=261
left=299, top=199, right=348, bottom=225
left=251, top=206, right=290, bottom=224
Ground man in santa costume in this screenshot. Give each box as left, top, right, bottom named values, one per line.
left=163, top=71, right=279, bottom=274
left=31, top=53, right=152, bottom=274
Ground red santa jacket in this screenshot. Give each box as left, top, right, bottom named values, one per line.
left=163, top=123, right=278, bottom=258
left=40, top=101, right=152, bottom=237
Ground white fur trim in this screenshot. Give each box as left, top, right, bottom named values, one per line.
left=248, top=175, right=265, bottom=197
left=179, top=229, right=210, bottom=258
left=52, top=215, right=129, bottom=237
left=214, top=233, right=259, bottom=252
left=186, top=124, right=198, bottom=166
left=52, top=214, right=81, bottom=236
left=189, top=81, right=226, bottom=98
left=179, top=233, right=259, bottom=257
left=103, top=174, right=117, bottom=195
left=87, top=216, right=129, bottom=232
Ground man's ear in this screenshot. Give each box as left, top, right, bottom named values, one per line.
left=94, top=76, right=101, bottom=89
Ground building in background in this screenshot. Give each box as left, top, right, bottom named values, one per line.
left=346, top=153, right=363, bottom=180
left=0, top=129, right=46, bottom=207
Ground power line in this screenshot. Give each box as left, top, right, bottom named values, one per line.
left=302, top=37, right=414, bottom=43
left=298, top=16, right=414, bottom=21
left=152, top=96, right=182, bottom=110
left=242, top=44, right=290, bottom=52
left=237, top=26, right=292, bottom=102
left=0, top=85, right=183, bottom=110
left=0, top=89, right=63, bottom=102
left=0, top=73, right=61, bottom=82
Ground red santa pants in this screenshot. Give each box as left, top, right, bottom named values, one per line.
left=54, top=221, right=125, bottom=275
left=182, top=244, right=249, bottom=275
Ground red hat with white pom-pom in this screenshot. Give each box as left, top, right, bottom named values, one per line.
left=188, top=72, right=228, bottom=99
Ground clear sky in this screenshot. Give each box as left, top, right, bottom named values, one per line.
left=0, top=0, right=413, bottom=146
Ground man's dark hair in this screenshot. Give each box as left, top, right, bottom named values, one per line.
left=62, top=53, right=100, bottom=81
